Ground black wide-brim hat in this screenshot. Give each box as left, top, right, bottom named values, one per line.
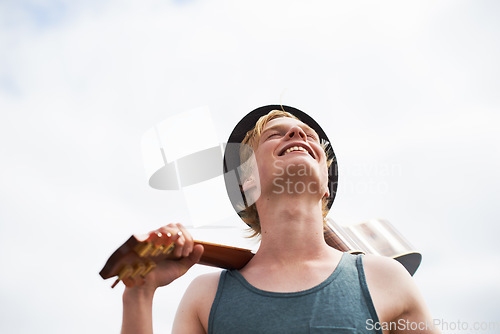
left=223, top=105, right=338, bottom=217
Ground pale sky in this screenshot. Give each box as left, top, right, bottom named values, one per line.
left=1, top=1, right=499, bottom=333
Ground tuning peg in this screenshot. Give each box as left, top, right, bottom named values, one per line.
left=150, top=245, right=165, bottom=257
left=162, top=242, right=175, bottom=254
left=141, top=260, right=156, bottom=278
left=134, top=242, right=153, bottom=257
left=111, top=264, right=133, bottom=288
left=130, top=262, right=146, bottom=279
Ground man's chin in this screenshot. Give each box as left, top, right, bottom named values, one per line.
left=269, top=175, right=325, bottom=197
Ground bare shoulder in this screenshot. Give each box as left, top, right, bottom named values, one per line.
left=172, top=272, right=222, bottom=334
left=362, top=255, right=438, bottom=333
left=362, top=254, right=412, bottom=289
left=185, top=271, right=222, bottom=299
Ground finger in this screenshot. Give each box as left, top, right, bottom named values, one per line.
left=150, top=230, right=169, bottom=246
left=155, top=224, right=182, bottom=247
left=176, top=223, right=193, bottom=257
left=172, top=230, right=185, bottom=258
left=190, top=244, right=204, bottom=263
left=155, top=226, right=176, bottom=247
left=149, top=225, right=172, bottom=245
left=178, top=244, right=204, bottom=272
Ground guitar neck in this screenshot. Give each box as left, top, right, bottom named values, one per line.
left=100, top=219, right=421, bottom=288
left=323, top=223, right=352, bottom=252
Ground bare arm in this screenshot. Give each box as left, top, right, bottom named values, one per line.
left=392, top=272, right=439, bottom=334
left=120, top=223, right=204, bottom=334
left=172, top=272, right=221, bottom=334
left=121, top=285, right=155, bottom=334
left=363, top=255, right=440, bottom=334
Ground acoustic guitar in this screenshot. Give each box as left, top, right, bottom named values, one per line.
left=99, top=218, right=421, bottom=288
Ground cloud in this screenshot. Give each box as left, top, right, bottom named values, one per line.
left=0, top=1, right=499, bottom=333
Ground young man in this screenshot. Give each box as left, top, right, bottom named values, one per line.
left=121, top=105, right=438, bottom=334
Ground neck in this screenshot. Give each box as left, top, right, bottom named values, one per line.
left=253, top=193, right=333, bottom=265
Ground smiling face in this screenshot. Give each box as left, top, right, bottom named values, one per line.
left=237, top=110, right=333, bottom=237
left=254, top=117, right=330, bottom=198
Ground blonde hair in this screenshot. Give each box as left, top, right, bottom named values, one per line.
left=239, top=110, right=333, bottom=237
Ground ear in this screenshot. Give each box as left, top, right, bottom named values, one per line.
left=242, top=177, right=257, bottom=192
left=323, top=181, right=330, bottom=199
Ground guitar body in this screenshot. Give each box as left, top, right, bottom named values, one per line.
left=323, top=218, right=421, bottom=276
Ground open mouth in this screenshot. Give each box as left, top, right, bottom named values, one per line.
left=279, top=143, right=315, bottom=159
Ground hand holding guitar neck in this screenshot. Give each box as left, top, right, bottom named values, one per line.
left=120, top=224, right=204, bottom=289
left=99, top=223, right=255, bottom=288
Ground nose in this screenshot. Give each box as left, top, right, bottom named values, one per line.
left=286, top=126, right=307, bottom=140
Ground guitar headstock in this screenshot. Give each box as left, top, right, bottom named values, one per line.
left=99, top=235, right=255, bottom=288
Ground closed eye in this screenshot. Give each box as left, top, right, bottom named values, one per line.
left=266, top=133, right=281, bottom=140
left=307, top=133, right=318, bottom=141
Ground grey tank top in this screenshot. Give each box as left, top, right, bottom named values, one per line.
left=208, top=253, right=382, bottom=334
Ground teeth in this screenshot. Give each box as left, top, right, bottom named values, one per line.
left=284, top=146, right=308, bottom=155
